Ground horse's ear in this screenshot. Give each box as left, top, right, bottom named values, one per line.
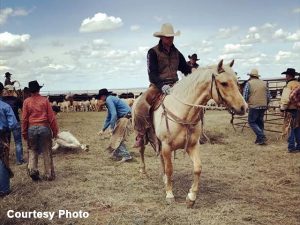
left=217, top=59, right=223, bottom=73
left=229, top=60, right=234, bottom=67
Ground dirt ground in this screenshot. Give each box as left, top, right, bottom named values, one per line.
left=0, top=111, right=299, bottom=225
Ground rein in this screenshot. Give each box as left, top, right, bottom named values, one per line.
left=161, top=103, right=201, bottom=152
left=162, top=73, right=236, bottom=148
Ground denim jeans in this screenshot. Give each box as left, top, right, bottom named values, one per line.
left=113, top=142, right=131, bottom=159
left=248, top=108, right=266, bottom=142
left=0, top=160, right=10, bottom=194
left=287, top=110, right=300, bottom=150
left=9, top=122, right=24, bottom=163
left=28, top=126, right=55, bottom=179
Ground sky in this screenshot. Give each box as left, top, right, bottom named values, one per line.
left=0, top=0, right=300, bottom=93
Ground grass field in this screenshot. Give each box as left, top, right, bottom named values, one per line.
left=0, top=111, right=299, bottom=225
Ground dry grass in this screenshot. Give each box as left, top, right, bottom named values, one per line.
left=0, top=111, right=299, bottom=225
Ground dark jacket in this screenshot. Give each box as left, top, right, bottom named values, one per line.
left=4, top=78, right=14, bottom=86
left=147, top=40, right=191, bottom=89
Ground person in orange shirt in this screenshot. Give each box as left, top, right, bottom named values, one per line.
left=22, top=80, right=59, bottom=181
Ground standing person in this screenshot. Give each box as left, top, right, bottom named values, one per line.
left=280, top=68, right=300, bottom=153
left=0, top=82, right=18, bottom=197
left=4, top=72, right=16, bottom=86
left=2, top=85, right=25, bottom=165
left=133, top=23, right=192, bottom=147
left=97, top=88, right=132, bottom=162
left=243, top=68, right=270, bottom=145
left=22, top=80, right=59, bottom=181
left=187, top=53, right=200, bottom=69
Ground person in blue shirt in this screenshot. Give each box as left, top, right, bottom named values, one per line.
left=0, top=82, right=18, bottom=197
left=98, top=88, right=133, bottom=162
left=2, top=85, right=25, bottom=165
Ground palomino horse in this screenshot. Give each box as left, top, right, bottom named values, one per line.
left=132, top=59, right=247, bottom=208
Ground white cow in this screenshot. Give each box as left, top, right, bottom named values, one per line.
left=52, top=131, right=89, bottom=151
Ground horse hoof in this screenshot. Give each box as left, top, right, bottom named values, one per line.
left=166, top=197, right=175, bottom=205
left=186, top=197, right=195, bottom=208
left=139, top=169, right=146, bottom=174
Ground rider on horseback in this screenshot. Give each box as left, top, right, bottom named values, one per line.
left=133, top=23, right=192, bottom=148
left=4, top=72, right=16, bottom=86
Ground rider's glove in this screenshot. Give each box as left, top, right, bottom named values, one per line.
left=161, top=84, right=171, bottom=95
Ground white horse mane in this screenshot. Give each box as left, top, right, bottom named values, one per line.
left=172, top=63, right=237, bottom=99
left=172, top=66, right=213, bottom=98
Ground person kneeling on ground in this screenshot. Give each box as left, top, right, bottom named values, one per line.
left=97, top=88, right=132, bottom=162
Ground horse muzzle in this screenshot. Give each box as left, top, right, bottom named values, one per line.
left=230, top=103, right=247, bottom=115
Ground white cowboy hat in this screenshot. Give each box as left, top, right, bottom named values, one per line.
left=153, top=23, right=180, bottom=37
left=247, top=68, right=260, bottom=77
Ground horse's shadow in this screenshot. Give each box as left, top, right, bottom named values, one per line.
left=172, top=172, right=235, bottom=208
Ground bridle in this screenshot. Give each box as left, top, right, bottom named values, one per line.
left=211, top=73, right=237, bottom=129
left=170, top=73, right=228, bottom=109
left=210, top=73, right=235, bottom=114
left=166, top=73, right=236, bottom=131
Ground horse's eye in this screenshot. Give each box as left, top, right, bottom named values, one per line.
left=221, top=82, right=228, bottom=87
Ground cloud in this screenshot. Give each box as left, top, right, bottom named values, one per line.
left=0, top=60, right=10, bottom=73
left=248, top=26, right=258, bottom=33
left=92, top=39, right=110, bottom=48
left=79, top=12, right=123, bottom=33
left=197, top=40, right=214, bottom=53
left=40, top=63, right=75, bottom=73
left=293, top=42, right=300, bottom=51
left=130, top=25, right=140, bottom=31
left=223, top=43, right=252, bottom=54
left=0, top=8, right=13, bottom=25
left=0, top=7, right=29, bottom=25
left=293, top=7, right=300, bottom=13
left=286, top=30, right=300, bottom=41
left=273, top=28, right=287, bottom=39
left=216, top=26, right=239, bottom=39
left=273, top=29, right=300, bottom=41
left=0, top=32, right=30, bottom=53
left=12, top=8, right=29, bottom=16
left=241, top=32, right=261, bottom=44
left=241, top=23, right=277, bottom=43
left=275, top=50, right=298, bottom=62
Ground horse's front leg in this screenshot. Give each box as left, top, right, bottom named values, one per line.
left=161, top=143, right=174, bottom=204
left=139, top=145, right=146, bottom=174
left=186, top=143, right=202, bottom=208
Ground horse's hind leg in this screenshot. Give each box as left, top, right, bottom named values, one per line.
left=186, top=144, right=202, bottom=208
left=161, top=144, right=175, bottom=204
left=139, top=145, right=146, bottom=174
